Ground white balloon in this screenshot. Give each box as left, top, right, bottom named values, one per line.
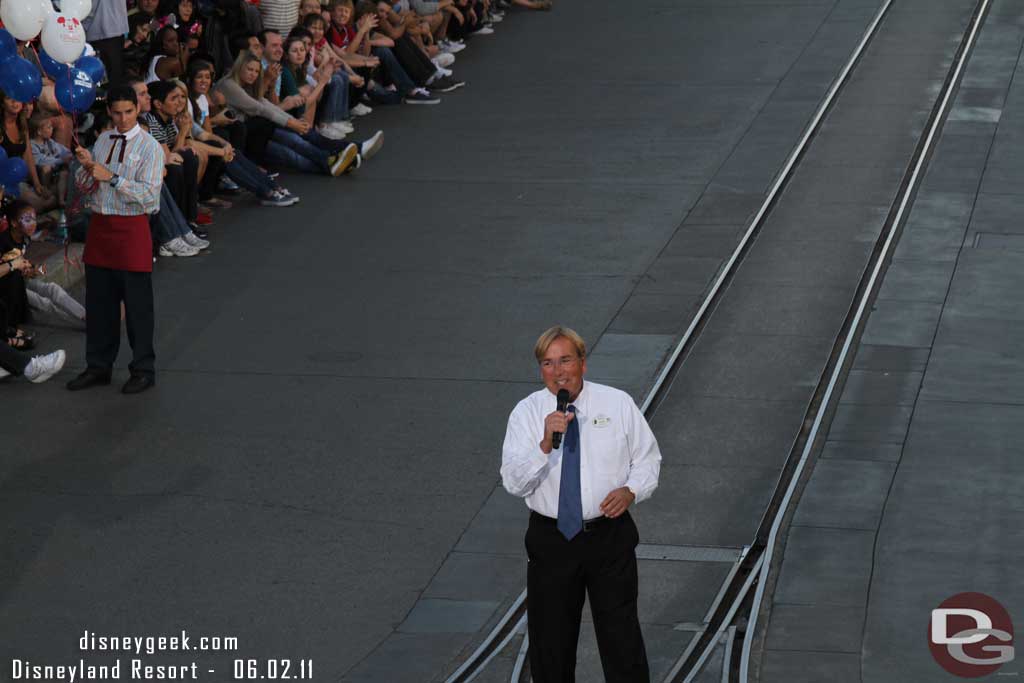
left=60, top=0, right=91, bottom=20
left=1, top=0, right=48, bottom=40
left=40, top=11, right=85, bottom=64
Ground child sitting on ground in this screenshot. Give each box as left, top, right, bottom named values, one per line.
left=29, top=115, right=72, bottom=227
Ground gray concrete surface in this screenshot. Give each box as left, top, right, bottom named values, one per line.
left=761, top=0, right=1024, bottom=680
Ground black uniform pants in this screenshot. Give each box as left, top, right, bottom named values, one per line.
left=90, top=36, right=124, bottom=84
left=85, top=265, right=155, bottom=377
left=526, top=511, right=649, bottom=683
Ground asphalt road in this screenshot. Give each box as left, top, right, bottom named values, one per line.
left=2, top=0, right=915, bottom=680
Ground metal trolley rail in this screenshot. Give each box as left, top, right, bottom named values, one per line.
left=446, top=0, right=993, bottom=679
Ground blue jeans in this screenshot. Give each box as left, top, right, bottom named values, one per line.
left=153, top=183, right=191, bottom=243
left=266, top=127, right=349, bottom=174
left=225, top=152, right=276, bottom=198
left=373, top=46, right=416, bottom=95
left=266, top=127, right=328, bottom=174
left=317, top=71, right=351, bottom=124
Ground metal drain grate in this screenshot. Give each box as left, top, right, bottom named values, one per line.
left=635, top=544, right=742, bottom=563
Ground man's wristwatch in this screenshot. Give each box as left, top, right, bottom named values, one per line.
left=109, top=174, right=121, bottom=188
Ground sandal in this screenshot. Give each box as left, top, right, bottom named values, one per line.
left=6, top=335, right=33, bottom=351
left=6, top=327, right=35, bottom=343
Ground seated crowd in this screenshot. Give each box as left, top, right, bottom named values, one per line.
left=0, top=0, right=552, bottom=385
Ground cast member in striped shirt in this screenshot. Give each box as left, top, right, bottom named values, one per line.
left=66, top=84, right=165, bottom=396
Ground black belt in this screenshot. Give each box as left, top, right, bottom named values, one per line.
left=531, top=511, right=613, bottom=532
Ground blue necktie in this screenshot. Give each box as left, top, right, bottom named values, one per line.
left=557, top=405, right=583, bottom=541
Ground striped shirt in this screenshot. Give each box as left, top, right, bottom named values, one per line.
left=140, top=111, right=179, bottom=146
left=75, top=124, right=164, bottom=216
left=259, top=0, right=300, bottom=33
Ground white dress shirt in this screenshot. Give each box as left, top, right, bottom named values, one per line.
left=501, top=381, right=661, bottom=520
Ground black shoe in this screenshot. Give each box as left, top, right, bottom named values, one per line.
left=66, top=369, right=112, bottom=391
left=122, top=373, right=155, bottom=394
left=431, top=76, right=466, bottom=93
left=188, top=223, right=210, bottom=240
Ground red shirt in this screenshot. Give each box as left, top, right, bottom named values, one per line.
left=327, top=21, right=355, bottom=49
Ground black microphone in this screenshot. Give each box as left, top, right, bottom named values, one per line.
left=552, top=389, right=570, bottom=449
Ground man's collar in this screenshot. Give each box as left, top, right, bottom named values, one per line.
left=547, top=381, right=590, bottom=418
left=118, top=124, right=142, bottom=140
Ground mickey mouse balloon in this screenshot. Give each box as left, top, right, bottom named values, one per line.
left=41, top=12, right=86, bottom=64
left=60, top=0, right=92, bottom=21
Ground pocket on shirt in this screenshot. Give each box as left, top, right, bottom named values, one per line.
left=589, top=434, right=630, bottom=482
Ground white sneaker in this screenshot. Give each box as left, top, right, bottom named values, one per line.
left=183, top=231, right=210, bottom=250
left=489, top=12, right=503, bottom=21
left=350, top=103, right=373, bottom=117
left=317, top=122, right=348, bottom=140
left=361, top=130, right=384, bottom=160
left=315, top=122, right=348, bottom=140
left=24, top=349, right=65, bottom=384
left=159, top=237, right=200, bottom=257
left=441, top=40, right=466, bottom=53
left=432, top=52, right=455, bottom=68
left=473, top=25, right=494, bottom=35
left=0, top=366, right=10, bottom=379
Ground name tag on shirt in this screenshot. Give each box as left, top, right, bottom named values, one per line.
left=592, top=416, right=612, bottom=428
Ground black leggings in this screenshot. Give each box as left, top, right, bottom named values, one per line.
left=163, top=150, right=199, bottom=222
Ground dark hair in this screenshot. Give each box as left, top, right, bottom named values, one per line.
left=302, top=12, right=326, bottom=29
left=186, top=59, right=214, bottom=121
left=229, top=30, right=257, bottom=56
left=355, top=0, right=376, bottom=19
left=4, top=199, right=33, bottom=225
left=146, top=79, right=178, bottom=105
left=128, top=11, right=154, bottom=33
left=283, top=33, right=311, bottom=73
left=106, top=83, right=140, bottom=107
left=147, top=25, right=181, bottom=66
left=287, top=27, right=313, bottom=43
left=257, top=28, right=280, bottom=47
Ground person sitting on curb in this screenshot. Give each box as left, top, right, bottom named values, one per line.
left=215, top=50, right=360, bottom=176
left=1, top=201, right=87, bottom=328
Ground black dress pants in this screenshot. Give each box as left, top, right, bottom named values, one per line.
left=526, top=511, right=650, bottom=683
left=90, top=36, right=124, bottom=84
left=85, top=265, right=155, bottom=377
left=393, top=35, right=436, bottom=86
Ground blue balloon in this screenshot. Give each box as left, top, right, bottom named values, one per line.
left=54, top=68, right=96, bottom=114
left=0, top=56, right=43, bottom=102
left=0, top=146, right=7, bottom=164
left=74, top=55, right=106, bottom=85
left=0, top=157, right=29, bottom=186
left=0, top=29, right=17, bottom=64
left=39, top=49, right=72, bottom=80
left=2, top=183, right=20, bottom=198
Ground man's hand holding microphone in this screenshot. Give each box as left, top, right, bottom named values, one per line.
left=540, top=389, right=572, bottom=454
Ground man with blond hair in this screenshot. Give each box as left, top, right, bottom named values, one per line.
left=501, top=325, right=661, bottom=682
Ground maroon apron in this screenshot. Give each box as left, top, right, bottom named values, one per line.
left=83, top=213, right=152, bottom=273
